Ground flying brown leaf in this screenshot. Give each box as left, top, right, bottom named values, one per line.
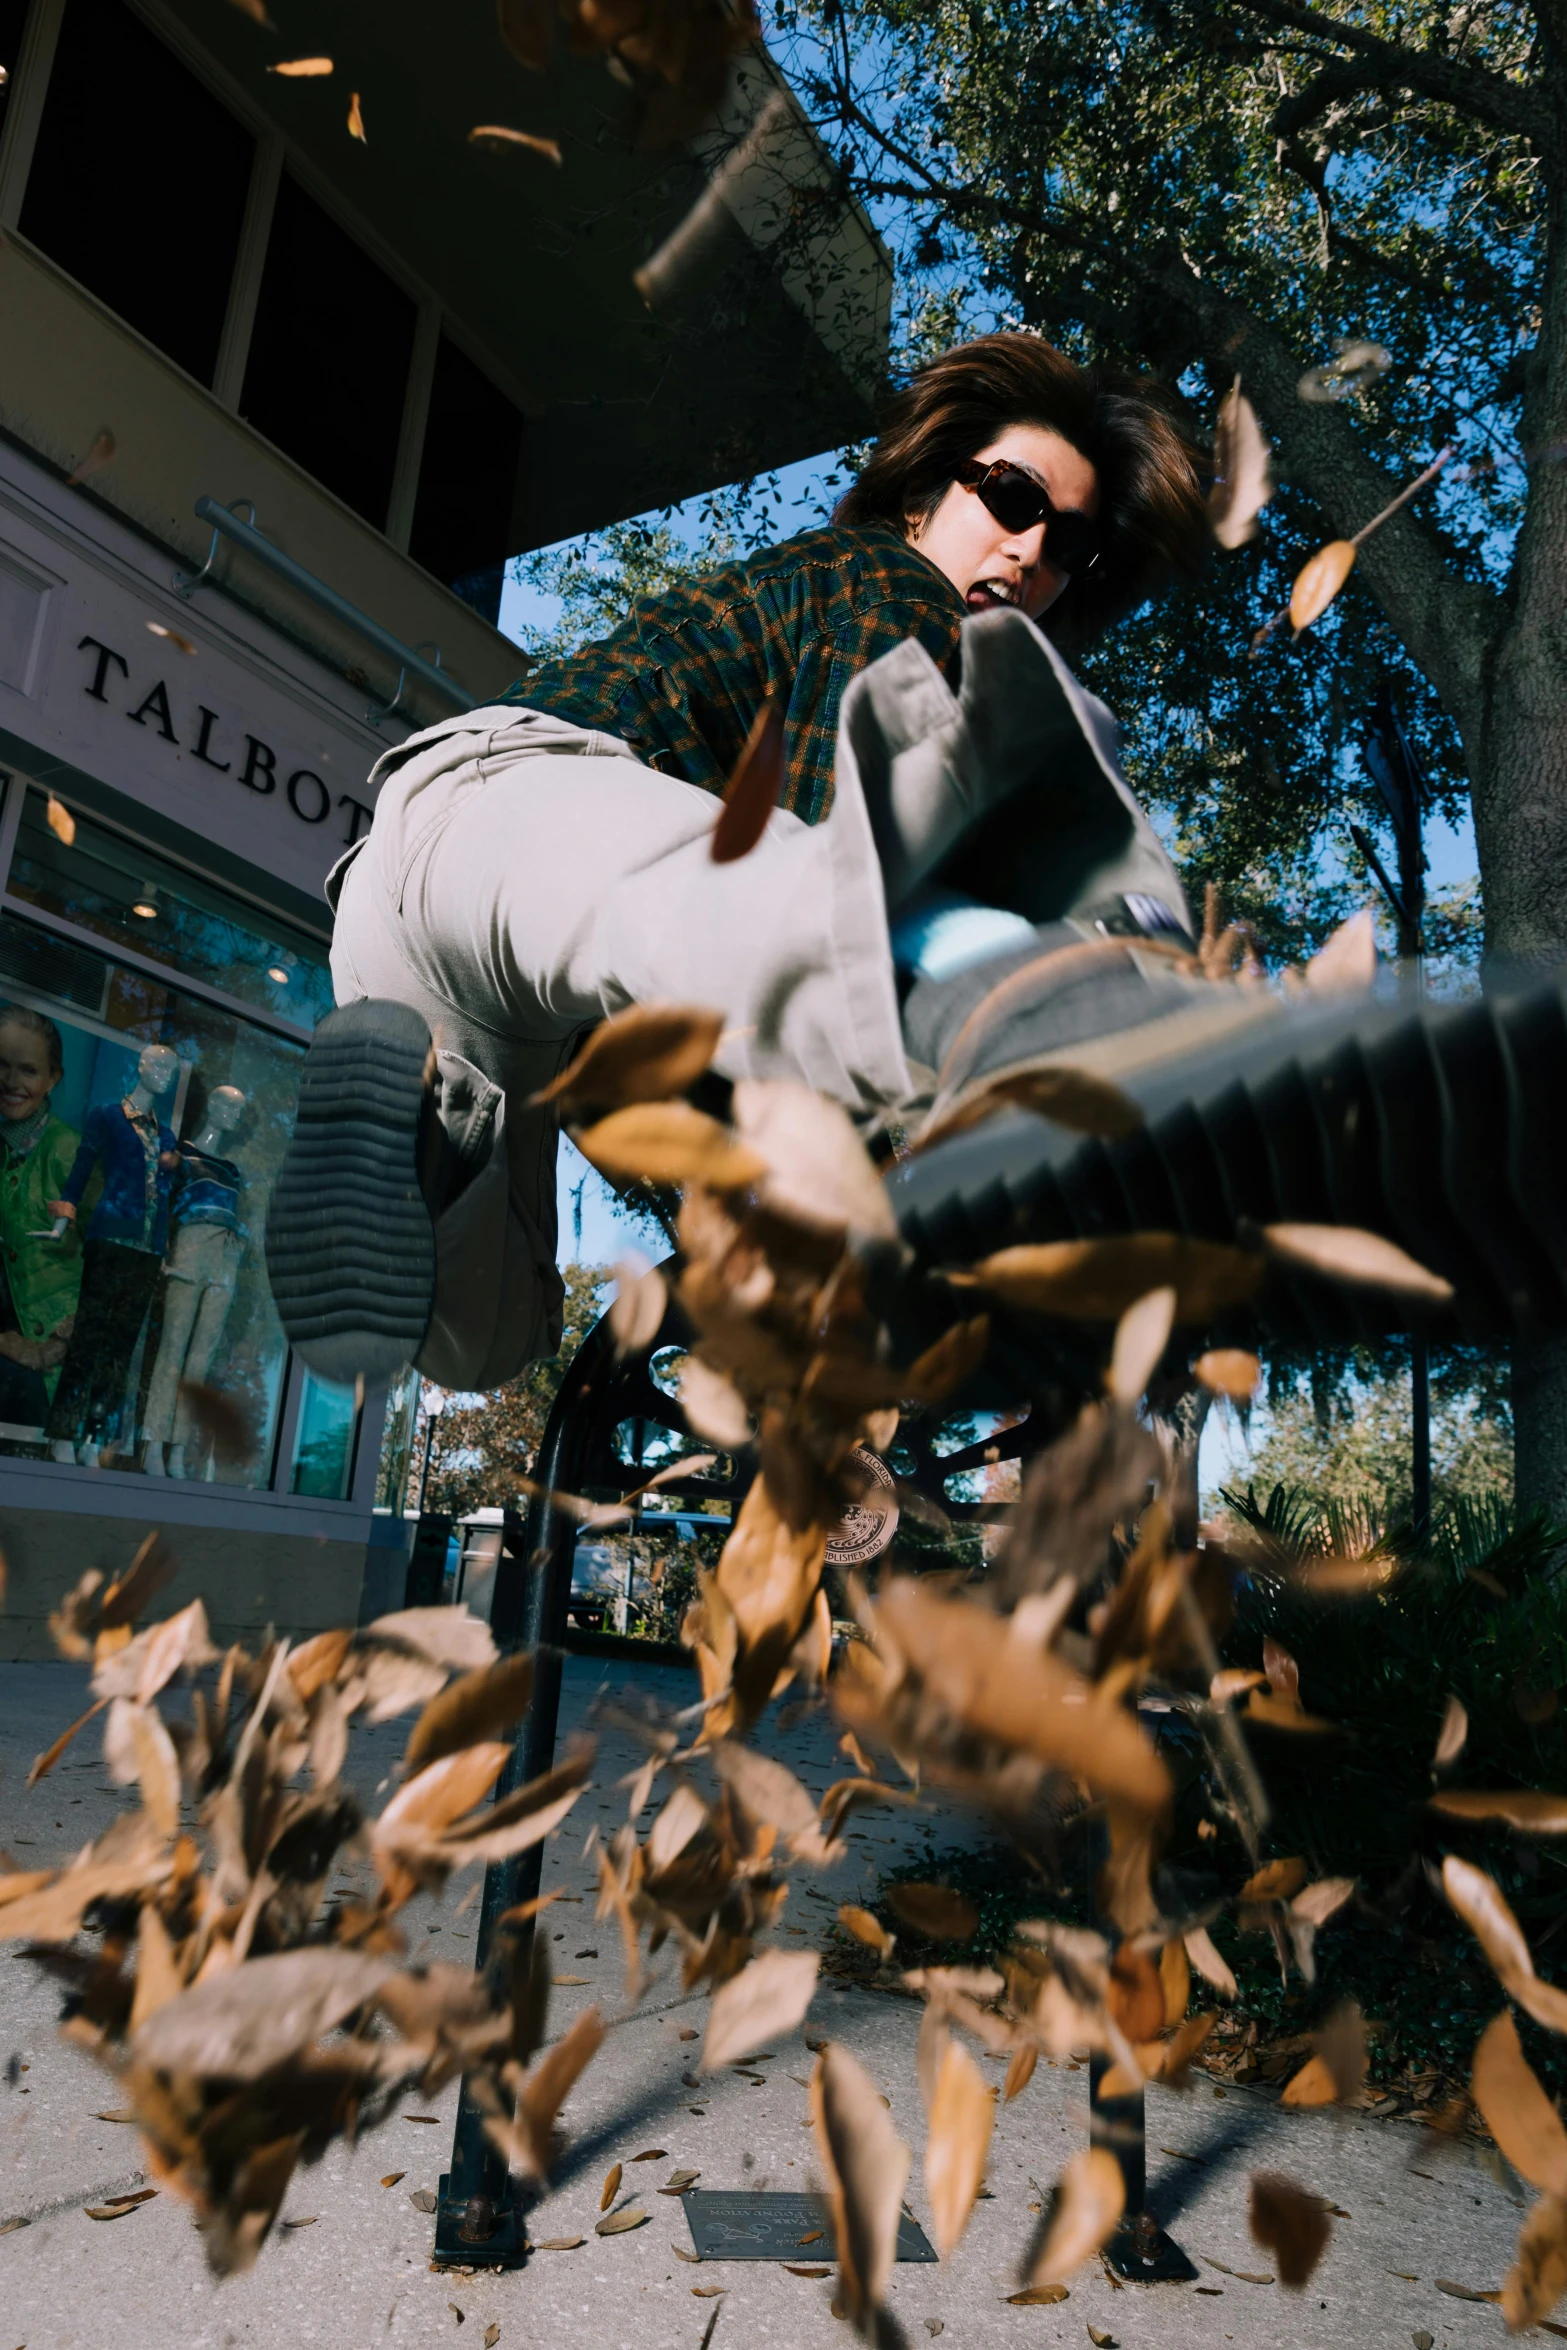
left=924, top=2037, right=993, bottom=2257
left=576, top=1102, right=765, bottom=1193
left=1304, top=908, right=1377, bottom=996
left=45, top=794, right=76, bottom=844
left=533, top=1005, right=725, bottom=1113
left=711, top=694, right=784, bottom=863
left=1194, top=1348, right=1261, bottom=1402
left=1209, top=378, right=1274, bottom=549
left=1108, top=1286, right=1176, bottom=1406
left=367, top=1605, right=496, bottom=1672
left=1262, top=1222, right=1452, bottom=1301
left=404, top=1654, right=533, bottom=1776
left=601, top=2161, right=623, bottom=2211
left=915, top=1064, right=1143, bottom=1150
left=468, top=124, right=563, bottom=162
left=864, top=1578, right=1170, bottom=1816
left=1250, top=2171, right=1331, bottom=2287
left=1184, top=1928, right=1236, bottom=2003
left=731, top=1078, right=899, bottom=1242
left=839, top=1906, right=896, bottom=1959
left=679, top=1356, right=752, bottom=1447
left=1160, top=1935, right=1190, bottom=2027
left=887, top=1884, right=978, bottom=1943
left=133, top=1946, right=395, bottom=2078
left=811, top=2042, right=910, bottom=2338
left=268, top=55, right=333, bottom=73
left=1473, top=2012, right=1567, bottom=2197
left=1506, top=2193, right=1567, bottom=2329
left=1443, top=1856, right=1567, bottom=2029
left=479, top=2006, right=605, bottom=2182
left=702, top=1949, right=818, bottom=2069
left=957, top=1234, right=1261, bottom=1324
left=1031, top=2148, right=1125, bottom=2287
left=374, top=1743, right=511, bottom=1873
left=1290, top=1876, right=1355, bottom=1928
left=1239, top=1856, right=1307, bottom=1903
left=1289, top=540, right=1357, bottom=632
left=67, top=429, right=116, bottom=486
left=28, top=1694, right=108, bottom=1786
left=712, top=1741, right=839, bottom=1862
left=1431, top=1789, right=1567, bottom=1833
left=347, top=90, right=366, bottom=142
left=609, top=1259, right=667, bottom=1356
left=1282, top=2001, right=1367, bottom=2106
left=1434, top=1695, right=1469, bottom=1769
left=178, top=1381, right=255, bottom=1465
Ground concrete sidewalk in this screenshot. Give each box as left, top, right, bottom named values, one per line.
left=0, top=1655, right=1532, bottom=2350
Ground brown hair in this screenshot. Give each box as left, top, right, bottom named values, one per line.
left=836, top=332, right=1209, bottom=641
left=0, top=1002, right=64, bottom=1078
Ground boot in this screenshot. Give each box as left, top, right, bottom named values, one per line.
left=265, top=999, right=440, bottom=1385
left=882, top=915, right=1567, bottom=1359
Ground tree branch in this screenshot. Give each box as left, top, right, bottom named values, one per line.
left=1234, top=0, right=1556, bottom=148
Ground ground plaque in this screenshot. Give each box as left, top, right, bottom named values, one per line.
left=682, top=2189, right=936, bottom=2262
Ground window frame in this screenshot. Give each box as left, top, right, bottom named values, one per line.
left=0, top=0, right=532, bottom=573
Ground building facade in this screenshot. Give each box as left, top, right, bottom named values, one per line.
left=0, top=0, right=887, bottom=1654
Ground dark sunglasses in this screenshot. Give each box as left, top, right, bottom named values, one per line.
left=957, top=458, right=1100, bottom=575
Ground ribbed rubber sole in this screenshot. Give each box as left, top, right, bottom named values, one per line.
left=886, top=975, right=1567, bottom=1349
left=265, top=999, right=437, bottom=1387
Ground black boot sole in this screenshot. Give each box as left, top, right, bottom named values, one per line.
left=265, top=999, right=437, bottom=1387
left=886, top=976, right=1567, bottom=1350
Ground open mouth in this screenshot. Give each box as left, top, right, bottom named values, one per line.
left=965, top=577, right=1023, bottom=612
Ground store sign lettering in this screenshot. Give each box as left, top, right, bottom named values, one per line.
left=76, top=636, right=374, bottom=845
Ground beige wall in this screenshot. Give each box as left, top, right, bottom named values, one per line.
left=0, top=1506, right=368, bottom=1661
left=0, top=238, right=520, bottom=728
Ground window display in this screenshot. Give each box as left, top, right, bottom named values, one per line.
left=0, top=778, right=363, bottom=1494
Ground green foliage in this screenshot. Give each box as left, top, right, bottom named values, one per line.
left=422, top=1262, right=610, bottom=1519
left=781, top=0, right=1537, bottom=965
left=508, top=472, right=839, bottom=663
left=1236, top=1349, right=1513, bottom=1514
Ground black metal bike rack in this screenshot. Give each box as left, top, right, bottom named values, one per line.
left=430, top=1283, right=1188, bottom=2280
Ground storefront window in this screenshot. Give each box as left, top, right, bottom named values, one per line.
left=375, top=1365, right=420, bottom=1514
left=7, top=789, right=335, bottom=1029
left=290, top=1371, right=360, bottom=1500
left=0, top=779, right=354, bottom=1495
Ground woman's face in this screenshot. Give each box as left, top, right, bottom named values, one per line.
left=0, top=1025, right=55, bottom=1121
left=909, top=423, right=1099, bottom=622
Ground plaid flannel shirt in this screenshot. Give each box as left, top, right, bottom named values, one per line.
left=498, top=523, right=967, bottom=828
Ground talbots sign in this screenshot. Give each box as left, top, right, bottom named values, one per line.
left=75, top=633, right=375, bottom=848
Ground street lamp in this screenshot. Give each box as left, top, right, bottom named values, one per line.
left=416, top=1386, right=446, bottom=1518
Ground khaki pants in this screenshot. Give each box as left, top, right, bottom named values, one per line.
left=143, top=1222, right=244, bottom=1444
left=327, top=609, right=1185, bottom=1391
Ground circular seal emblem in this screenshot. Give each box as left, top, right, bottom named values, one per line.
left=826, top=1446, right=900, bottom=1568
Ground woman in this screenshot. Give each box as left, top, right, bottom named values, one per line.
left=267, top=332, right=1567, bottom=1394
left=0, top=1004, right=84, bottom=1418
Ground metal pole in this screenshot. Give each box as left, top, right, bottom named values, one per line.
left=416, top=1408, right=437, bottom=1518
left=432, top=1315, right=622, bottom=2267
left=1086, top=1817, right=1197, bottom=2283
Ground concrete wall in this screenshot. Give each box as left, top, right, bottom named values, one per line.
left=0, top=1504, right=369, bottom=1660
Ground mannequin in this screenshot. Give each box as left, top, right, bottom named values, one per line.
left=44, top=1043, right=180, bottom=1467
left=143, top=1084, right=248, bottom=1478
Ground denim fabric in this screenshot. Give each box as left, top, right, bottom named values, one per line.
left=59, top=1101, right=177, bottom=1253
left=171, top=1144, right=244, bottom=1235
